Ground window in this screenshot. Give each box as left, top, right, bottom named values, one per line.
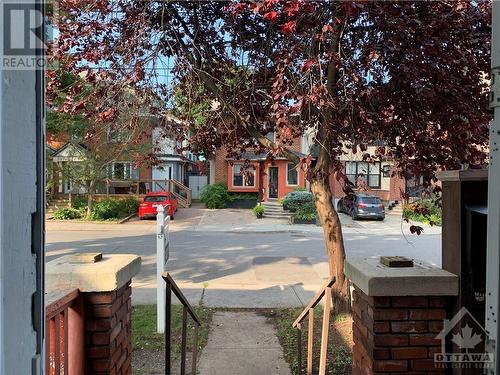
left=287, top=163, right=298, bottom=185
left=382, top=165, right=391, bottom=178
left=345, top=161, right=381, bottom=189
left=232, top=164, right=256, bottom=187
left=144, top=195, right=169, bottom=202
left=109, top=162, right=138, bottom=180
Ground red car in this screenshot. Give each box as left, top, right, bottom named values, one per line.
left=138, top=192, right=178, bottom=220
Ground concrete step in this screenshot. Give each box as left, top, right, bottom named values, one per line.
left=263, top=212, right=292, bottom=219
left=263, top=206, right=285, bottom=212
left=262, top=203, right=283, bottom=209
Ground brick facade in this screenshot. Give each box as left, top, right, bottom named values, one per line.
left=84, top=282, right=132, bottom=375
left=352, top=286, right=447, bottom=375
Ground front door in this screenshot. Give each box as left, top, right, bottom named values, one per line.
left=268, top=166, right=279, bottom=198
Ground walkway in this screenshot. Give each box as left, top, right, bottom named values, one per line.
left=198, top=311, right=291, bottom=375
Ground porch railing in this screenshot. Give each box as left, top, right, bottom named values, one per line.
left=163, top=272, right=201, bottom=375
left=293, top=276, right=336, bottom=375
left=45, top=288, right=85, bottom=375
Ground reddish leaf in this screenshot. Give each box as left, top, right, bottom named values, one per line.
left=263, top=11, right=279, bottom=22
left=281, top=20, right=296, bottom=34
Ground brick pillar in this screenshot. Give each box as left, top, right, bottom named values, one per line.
left=46, top=253, right=141, bottom=375
left=85, top=282, right=133, bottom=375
left=345, top=257, right=458, bottom=375
left=352, top=287, right=449, bottom=374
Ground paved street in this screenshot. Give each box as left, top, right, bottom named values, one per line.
left=46, top=205, right=441, bottom=307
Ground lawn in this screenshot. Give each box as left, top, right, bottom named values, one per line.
left=266, top=307, right=353, bottom=375
left=132, top=304, right=213, bottom=375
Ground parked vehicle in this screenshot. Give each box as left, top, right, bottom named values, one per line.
left=337, top=194, right=385, bottom=220
left=138, top=192, right=178, bottom=220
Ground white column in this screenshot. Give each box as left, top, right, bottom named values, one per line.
left=486, top=2, right=500, bottom=374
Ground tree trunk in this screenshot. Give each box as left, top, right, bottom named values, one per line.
left=311, top=176, right=350, bottom=311
left=86, top=180, right=96, bottom=218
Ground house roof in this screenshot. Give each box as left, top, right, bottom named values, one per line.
left=52, top=142, right=88, bottom=162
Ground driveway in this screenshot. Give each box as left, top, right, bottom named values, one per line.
left=46, top=205, right=441, bottom=307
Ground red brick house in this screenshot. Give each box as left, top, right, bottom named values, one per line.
left=209, top=135, right=308, bottom=201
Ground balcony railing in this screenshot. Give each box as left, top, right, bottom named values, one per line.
left=45, top=288, right=85, bottom=375
left=293, top=276, right=336, bottom=375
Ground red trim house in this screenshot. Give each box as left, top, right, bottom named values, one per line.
left=209, top=136, right=307, bottom=201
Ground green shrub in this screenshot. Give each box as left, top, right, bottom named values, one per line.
left=90, top=198, right=139, bottom=220
left=200, top=184, right=230, bottom=209
left=253, top=205, right=265, bottom=218
left=120, top=197, right=140, bottom=215
left=293, top=202, right=317, bottom=221
left=53, top=207, right=82, bottom=220
left=283, top=191, right=314, bottom=211
left=71, top=197, right=87, bottom=210
left=403, top=199, right=442, bottom=226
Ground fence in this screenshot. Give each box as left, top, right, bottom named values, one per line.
left=157, top=204, right=171, bottom=333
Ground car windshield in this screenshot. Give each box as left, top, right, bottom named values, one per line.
left=358, top=196, right=381, bottom=204
left=144, top=196, right=168, bottom=203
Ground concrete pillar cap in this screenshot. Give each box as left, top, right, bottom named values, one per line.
left=345, top=256, right=458, bottom=297
left=46, top=253, right=141, bottom=292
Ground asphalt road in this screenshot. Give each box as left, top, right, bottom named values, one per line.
left=46, top=209, right=441, bottom=307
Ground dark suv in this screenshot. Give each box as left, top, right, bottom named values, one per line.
left=337, top=194, right=385, bottom=220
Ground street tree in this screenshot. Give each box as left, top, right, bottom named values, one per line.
left=47, top=71, right=155, bottom=216
left=48, top=0, right=491, bottom=304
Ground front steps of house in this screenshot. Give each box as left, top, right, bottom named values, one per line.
left=387, top=201, right=404, bottom=215
left=262, top=200, right=292, bottom=220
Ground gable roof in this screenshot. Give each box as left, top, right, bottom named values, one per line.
left=52, top=143, right=88, bottom=162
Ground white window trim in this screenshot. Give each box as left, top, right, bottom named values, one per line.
left=286, top=163, right=299, bottom=186
left=232, top=163, right=256, bottom=188
left=111, top=161, right=134, bottom=180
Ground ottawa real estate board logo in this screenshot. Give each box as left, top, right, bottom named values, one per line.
left=434, top=307, right=494, bottom=369
left=1, top=0, right=54, bottom=70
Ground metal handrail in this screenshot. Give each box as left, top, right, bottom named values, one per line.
left=293, top=276, right=336, bottom=375
left=162, top=272, right=201, bottom=375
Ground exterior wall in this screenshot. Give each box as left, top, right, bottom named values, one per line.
left=261, top=160, right=306, bottom=200
left=84, top=282, right=132, bottom=375
left=213, top=148, right=228, bottom=185
left=329, top=162, right=405, bottom=202
left=139, top=165, right=152, bottom=180
left=352, top=287, right=447, bottom=375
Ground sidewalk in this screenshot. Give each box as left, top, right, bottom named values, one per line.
left=198, top=311, right=291, bottom=375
